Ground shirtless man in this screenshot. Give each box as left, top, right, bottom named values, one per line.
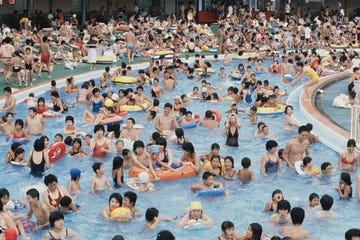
left=154, top=103, right=178, bottom=137
left=134, top=85, right=151, bottom=107
left=0, top=37, right=15, bottom=84
left=314, top=194, right=337, bottom=219
left=24, top=107, right=46, bottom=135
left=125, top=27, right=136, bottom=63
left=39, top=36, right=52, bottom=78
left=120, top=118, right=139, bottom=141
left=281, top=208, right=310, bottom=239
left=217, top=24, right=226, bottom=54
left=200, top=110, right=220, bottom=129
left=282, top=125, right=310, bottom=167
left=0, top=87, right=16, bottom=114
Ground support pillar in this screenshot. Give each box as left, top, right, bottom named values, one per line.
left=81, top=0, right=87, bottom=27
left=27, top=0, right=32, bottom=18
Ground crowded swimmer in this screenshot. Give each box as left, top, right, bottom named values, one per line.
left=0, top=1, right=360, bottom=239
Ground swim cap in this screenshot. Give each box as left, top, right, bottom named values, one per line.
left=190, top=201, right=202, bottom=210
left=4, top=228, right=18, bottom=240
left=70, top=168, right=81, bottom=179
left=138, top=172, right=150, bottom=183
left=150, top=145, right=160, bottom=154
left=104, top=99, right=114, bottom=108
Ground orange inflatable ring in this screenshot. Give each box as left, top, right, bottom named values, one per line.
left=204, top=110, right=222, bottom=123
left=268, top=65, right=281, bottom=73
left=116, top=26, right=129, bottom=32
left=128, top=164, right=197, bottom=181
left=48, top=142, right=66, bottom=163
left=64, top=88, right=78, bottom=93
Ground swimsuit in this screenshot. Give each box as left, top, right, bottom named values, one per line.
left=265, top=154, right=279, bottom=174
left=92, top=141, right=109, bottom=158
left=342, top=156, right=355, bottom=164
left=113, top=169, right=123, bottom=186
left=53, top=101, right=61, bottom=112
left=226, top=127, right=239, bottom=147
left=47, top=188, right=62, bottom=208
left=36, top=106, right=46, bottom=114
left=126, top=43, right=134, bottom=50
left=30, top=151, right=46, bottom=177
left=41, top=55, right=50, bottom=63
left=304, top=67, right=320, bottom=80
left=92, top=100, right=103, bottom=113
left=13, top=130, right=26, bottom=139
left=48, top=228, right=68, bottom=240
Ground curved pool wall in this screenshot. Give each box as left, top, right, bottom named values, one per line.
left=287, top=71, right=352, bottom=153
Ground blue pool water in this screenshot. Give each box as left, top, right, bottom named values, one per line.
left=0, top=59, right=358, bottom=240
left=320, top=79, right=351, bottom=131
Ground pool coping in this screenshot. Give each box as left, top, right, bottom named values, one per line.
left=288, top=70, right=352, bottom=153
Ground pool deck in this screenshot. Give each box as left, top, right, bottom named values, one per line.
left=291, top=70, right=352, bottom=153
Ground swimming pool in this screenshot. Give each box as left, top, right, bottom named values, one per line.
left=0, top=58, right=357, bottom=240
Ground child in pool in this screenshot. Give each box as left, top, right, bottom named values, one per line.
left=172, top=128, right=189, bottom=145
left=302, top=157, right=319, bottom=175
left=130, top=172, right=156, bottom=192
left=221, top=156, right=237, bottom=180
left=84, top=134, right=92, bottom=148
left=64, top=77, right=77, bottom=92
left=4, top=142, right=22, bottom=164
left=244, top=106, right=258, bottom=124
left=190, top=172, right=223, bottom=192
left=12, top=119, right=30, bottom=142
left=334, top=172, right=353, bottom=199
left=145, top=207, right=175, bottom=229
left=264, top=189, right=284, bottom=212
left=100, top=193, right=131, bottom=221
left=123, top=191, right=140, bottom=217
left=90, top=162, right=113, bottom=194
left=177, top=201, right=215, bottom=228
left=66, top=138, right=87, bottom=156
left=12, top=148, right=26, bottom=164
left=203, top=154, right=222, bottom=176
left=67, top=168, right=81, bottom=195
left=237, top=157, right=255, bottom=183
left=199, top=143, right=224, bottom=162
left=63, top=116, right=77, bottom=136
left=305, top=192, right=319, bottom=209
left=188, top=86, right=201, bottom=98
left=36, top=97, right=48, bottom=115
left=122, top=149, right=136, bottom=168
left=115, top=140, right=124, bottom=157
left=269, top=200, right=291, bottom=224
left=57, top=196, right=77, bottom=214
left=218, top=67, right=227, bottom=78
left=179, top=111, right=200, bottom=126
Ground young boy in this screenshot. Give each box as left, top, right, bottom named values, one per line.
left=63, top=115, right=77, bottom=136
left=302, top=157, right=319, bottom=175
left=237, top=157, right=255, bottom=183
left=122, top=149, right=135, bottom=167
left=17, top=188, right=50, bottom=229
left=67, top=168, right=81, bottom=195
left=281, top=207, right=310, bottom=239
left=123, top=191, right=140, bottom=217
left=269, top=200, right=291, bottom=224
left=305, top=192, right=320, bottom=209
left=199, top=143, right=224, bottom=162
left=90, top=162, right=113, bottom=194
left=144, top=207, right=174, bottom=229
left=314, top=194, right=337, bottom=219
left=58, top=196, right=77, bottom=214
left=190, top=172, right=223, bottom=192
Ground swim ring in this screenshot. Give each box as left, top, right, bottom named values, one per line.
left=85, top=115, right=123, bottom=125
left=294, top=161, right=320, bottom=175
left=194, top=68, right=216, bottom=74
left=154, top=50, right=174, bottom=56
left=268, top=65, right=282, bottom=73
left=11, top=138, right=28, bottom=145
left=232, top=53, right=258, bottom=59
left=204, top=110, right=222, bottom=122
left=282, top=74, right=294, bottom=84
left=48, top=142, right=66, bottom=163
left=257, top=104, right=286, bottom=115
left=230, top=72, right=242, bottom=80
left=119, top=100, right=151, bottom=112
left=112, top=76, right=137, bottom=84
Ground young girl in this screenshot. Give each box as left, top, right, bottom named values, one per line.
left=100, top=193, right=131, bottom=221
left=221, top=156, right=237, bottom=180
left=12, top=148, right=26, bottom=164
left=64, top=77, right=77, bottom=92
left=36, top=97, right=48, bottom=115
left=173, top=97, right=182, bottom=116
left=67, top=168, right=81, bottom=195
left=42, top=211, right=80, bottom=240
left=203, top=154, right=222, bottom=176
left=112, top=156, right=124, bottom=187
left=173, top=128, right=188, bottom=145
left=306, top=193, right=319, bottom=209
left=63, top=115, right=77, bottom=136
left=66, top=138, right=87, bottom=156
left=4, top=142, right=22, bottom=163
left=334, top=172, right=353, bottom=199
left=12, top=119, right=30, bottom=142
left=264, top=189, right=284, bottom=212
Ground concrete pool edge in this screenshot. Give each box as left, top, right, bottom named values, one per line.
left=288, top=70, right=352, bottom=153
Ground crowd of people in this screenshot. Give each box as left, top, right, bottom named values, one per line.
left=0, top=1, right=360, bottom=240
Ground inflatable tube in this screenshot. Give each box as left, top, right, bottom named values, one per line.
left=282, top=74, right=294, bottom=84
left=154, top=50, right=174, bottom=56
left=119, top=101, right=151, bottom=112
left=11, top=138, right=28, bottom=145
left=257, top=104, right=286, bottom=115
left=117, top=111, right=128, bottom=117
left=209, top=48, right=218, bottom=52
left=186, top=92, right=200, bottom=99
left=179, top=123, right=197, bottom=129
left=230, top=72, right=242, bottom=80
left=202, top=161, right=224, bottom=171
left=184, top=219, right=204, bottom=230
left=332, top=94, right=351, bottom=108
left=10, top=161, right=26, bottom=166
left=197, top=188, right=225, bottom=197
left=112, top=76, right=137, bottom=84
left=194, top=68, right=216, bottom=74
left=64, top=88, right=78, bottom=93
left=128, top=164, right=197, bottom=181
left=20, top=219, right=37, bottom=233
left=110, top=207, right=131, bottom=222
left=48, top=142, right=66, bottom=163
left=126, top=178, right=155, bottom=191
left=294, top=161, right=320, bottom=175
left=268, top=65, right=282, bottom=73
left=115, top=26, right=129, bottom=32
left=204, top=110, right=222, bottom=122
left=82, top=56, right=113, bottom=64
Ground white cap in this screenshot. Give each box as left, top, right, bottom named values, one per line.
left=138, top=172, right=150, bottom=183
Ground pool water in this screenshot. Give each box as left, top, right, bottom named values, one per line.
left=1, top=59, right=358, bottom=240
left=318, top=78, right=351, bottom=131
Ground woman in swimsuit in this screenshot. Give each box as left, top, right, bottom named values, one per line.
left=260, top=140, right=283, bottom=176
left=149, top=78, right=163, bottom=98
left=178, top=142, right=201, bottom=173
left=334, top=139, right=359, bottom=172
left=66, top=138, right=87, bottom=157
left=0, top=200, right=18, bottom=237
left=263, top=189, right=284, bottom=212
left=156, top=137, right=174, bottom=168
left=112, top=156, right=124, bottom=187
left=283, top=105, right=300, bottom=131
left=42, top=211, right=79, bottom=240
left=224, top=114, right=241, bottom=147
left=89, top=88, right=104, bottom=113
left=26, top=138, right=50, bottom=177
left=42, top=174, right=76, bottom=212
left=334, top=172, right=353, bottom=200
left=90, top=124, right=111, bottom=158
left=50, top=91, right=65, bottom=113
left=221, top=156, right=237, bottom=180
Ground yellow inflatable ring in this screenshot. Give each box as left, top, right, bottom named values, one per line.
left=110, top=207, right=131, bottom=222
left=194, top=67, right=216, bottom=74
left=202, top=161, right=224, bottom=171
left=230, top=72, right=242, bottom=80
left=112, top=76, right=137, bottom=84
left=119, top=100, right=151, bottom=112
left=154, top=50, right=174, bottom=56
left=257, top=104, right=286, bottom=115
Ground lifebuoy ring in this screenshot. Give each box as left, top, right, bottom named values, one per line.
left=268, top=65, right=282, bottom=73
left=204, top=110, right=222, bottom=123
left=48, top=142, right=66, bottom=163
